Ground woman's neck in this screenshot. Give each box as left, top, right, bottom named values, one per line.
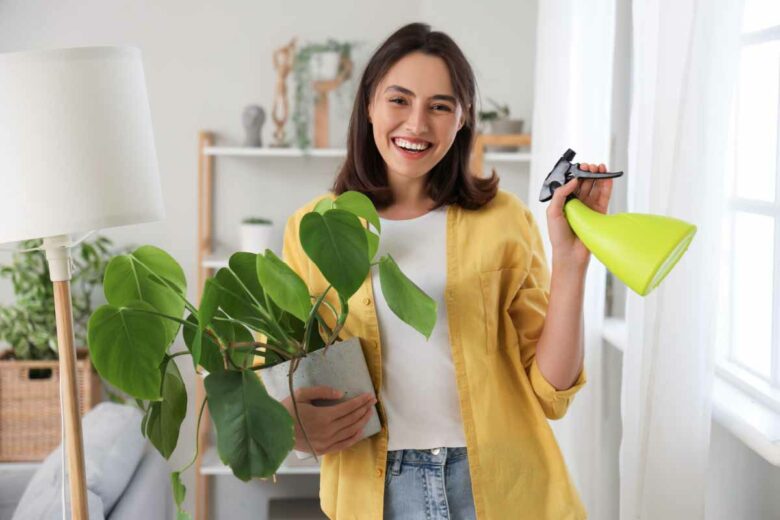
left=380, top=172, right=435, bottom=219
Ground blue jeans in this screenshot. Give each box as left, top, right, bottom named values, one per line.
left=383, top=447, right=477, bottom=520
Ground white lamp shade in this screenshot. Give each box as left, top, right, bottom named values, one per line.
left=0, top=46, right=164, bottom=244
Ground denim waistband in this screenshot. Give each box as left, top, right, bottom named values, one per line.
left=386, top=446, right=468, bottom=468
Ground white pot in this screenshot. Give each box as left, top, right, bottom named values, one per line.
left=240, top=222, right=273, bottom=253
left=258, top=337, right=381, bottom=459
left=310, top=51, right=341, bottom=82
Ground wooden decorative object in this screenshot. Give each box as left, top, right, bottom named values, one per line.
left=270, top=39, right=297, bottom=148
left=312, top=54, right=353, bottom=148
left=470, top=133, right=532, bottom=177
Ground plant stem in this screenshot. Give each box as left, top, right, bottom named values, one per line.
left=222, top=270, right=295, bottom=353
left=287, top=356, right=319, bottom=464
left=169, top=351, right=190, bottom=360
left=229, top=341, right=293, bottom=360
left=176, top=396, right=208, bottom=474
left=304, top=285, right=332, bottom=353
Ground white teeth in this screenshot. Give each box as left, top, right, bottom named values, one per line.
left=394, top=138, right=430, bottom=151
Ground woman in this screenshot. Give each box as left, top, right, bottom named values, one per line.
left=281, top=22, right=611, bottom=520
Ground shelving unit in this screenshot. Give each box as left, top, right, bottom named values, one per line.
left=193, top=129, right=532, bottom=519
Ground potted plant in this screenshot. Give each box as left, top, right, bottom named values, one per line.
left=291, top=38, right=353, bottom=150
left=240, top=217, right=273, bottom=253
left=86, top=191, right=436, bottom=518
left=0, top=235, right=113, bottom=461
left=478, top=97, right=525, bottom=151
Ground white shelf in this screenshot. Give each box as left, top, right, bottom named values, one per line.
left=203, top=146, right=531, bottom=163
left=202, top=248, right=233, bottom=269
left=203, top=146, right=346, bottom=158
left=200, top=446, right=321, bottom=476
left=602, top=317, right=627, bottom=352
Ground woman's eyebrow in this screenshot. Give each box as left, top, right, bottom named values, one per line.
left=384, top=84, right=456, bottom=104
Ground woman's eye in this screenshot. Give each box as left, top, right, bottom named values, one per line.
left=432, top=104, right=452, bottom=112
left=389, top=98, right=406, bottom=105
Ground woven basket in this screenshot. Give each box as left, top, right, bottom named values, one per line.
left=0, top=349, right=102, bottom=461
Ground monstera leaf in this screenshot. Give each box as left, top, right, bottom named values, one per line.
left=299, top=209, right=369, bottom=299
left=88, top=300, right=168, bottom=400
left=204, top=370, right=295, bottom=481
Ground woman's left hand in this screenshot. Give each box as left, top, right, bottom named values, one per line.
left=546, top=162, right=613, bottom=270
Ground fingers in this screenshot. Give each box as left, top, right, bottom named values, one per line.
left=322, top=405, right=374, bottom=454
left=328, top=393, right=375, bottom=420
left=330, top=396, right=376, bottom=433
left=294, top=386, right=344, bottom=402
left=576, top=163, right=610, bottom=207
left=547, top=176, right=579, bottom=217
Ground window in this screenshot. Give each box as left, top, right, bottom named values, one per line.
left=716, top=1, right=780, bottom=414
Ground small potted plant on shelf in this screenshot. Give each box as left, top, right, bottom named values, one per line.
left=478, top=97, right=525, bottom=151
left=291, top=38, right=353, bottom=150
left=0, top=235, right=113, bottom=461
left=86, top=191, right=436, bottom=518
left=240, top=217, right=273, bottom=253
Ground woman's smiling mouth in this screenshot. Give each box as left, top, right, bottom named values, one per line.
left=392, top=137, right=433, bottom=159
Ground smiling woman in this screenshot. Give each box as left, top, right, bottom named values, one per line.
left=332, top=24, right=499, bottom=218
left=283, top=22, right=597, bottom=520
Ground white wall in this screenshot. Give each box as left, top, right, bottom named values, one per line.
left=0, top=1, right=537, bottom=516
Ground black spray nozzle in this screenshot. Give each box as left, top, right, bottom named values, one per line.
left=539, top=148, right=624, bottom=202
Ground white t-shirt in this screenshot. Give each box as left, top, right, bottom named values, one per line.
left=372, top=204, right=467, bottom=451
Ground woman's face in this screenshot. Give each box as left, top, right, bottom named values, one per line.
left=368, top=51, right=466, bottom=186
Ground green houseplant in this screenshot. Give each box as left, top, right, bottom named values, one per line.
left=86, top=191, right=436, bottom=518
left=0, top=235, right=113, bottom=360
left=291, top=38, right=353, bottom=150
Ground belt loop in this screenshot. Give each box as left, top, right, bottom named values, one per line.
left=392, top=449, right=403, bottom=475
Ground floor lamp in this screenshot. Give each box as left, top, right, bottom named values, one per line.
left=0, top=46, right=165, bottom=519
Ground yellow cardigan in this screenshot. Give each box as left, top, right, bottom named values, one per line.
left=282, top=188, right=588, bottom=520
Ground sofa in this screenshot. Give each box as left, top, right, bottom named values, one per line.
left=0, top=402, right=173, bottom=519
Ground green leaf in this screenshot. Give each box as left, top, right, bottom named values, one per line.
left=171, top=471, right=186, bottom=508
left=334, top=191, right=381, bottom=232
left=365, top=229, right=379, bottom=261
left=133, top=245, right=187, bottom=293
left=199, top=278, right=220, bottom=331
left=212, top=269, right=266, bottom=331
left=228, top=253, right=266, bottom=304
left=313, top=198, right=335, bottom=214
left=256, top=250, right=312, bottom=322
left=378, top=254, right=437, bottom=339
left=182, top=313, right=223, bottom=374
left=103, top=246, right=186, bottom=345
left=146, top=356, right=187, bottom=459
left=221, top=318, right=255, bottom=368
left=204, top=370, right=295, bottom=481
left=299, top=209, right=369, bottom=299
left=87, top=301, right=168, bottom=400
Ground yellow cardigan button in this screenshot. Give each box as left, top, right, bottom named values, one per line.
left=376, top=468, right=383, bottom=477
left=362, top=297, right=371, bottom=306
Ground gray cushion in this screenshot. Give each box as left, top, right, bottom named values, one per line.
left=107, top=445, right=173, bottom=520
left=12, top=402, right=146, bottom=520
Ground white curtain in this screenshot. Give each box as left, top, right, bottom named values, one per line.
left=621, top=0, right=744, bottom=519
left=530, top=0, right=617, bottom=517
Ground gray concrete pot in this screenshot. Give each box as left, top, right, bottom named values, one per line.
left=257, top=336, right=381, bottom=459
left=485, top=119, right=525, bottom=151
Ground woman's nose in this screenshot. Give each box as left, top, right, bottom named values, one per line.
left=404, top=104, right=429, bottom=134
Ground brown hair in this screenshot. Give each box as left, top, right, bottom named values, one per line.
left=331, top=22, right=499, bottom=211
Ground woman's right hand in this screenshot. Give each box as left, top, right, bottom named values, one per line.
left=280, top=386, right=377, bottom=455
